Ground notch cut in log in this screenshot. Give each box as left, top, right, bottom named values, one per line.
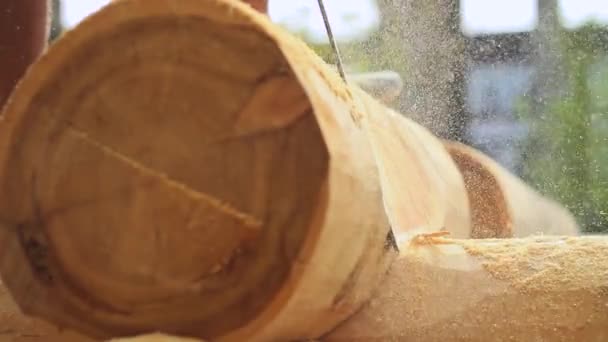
left=0, top=0, right=582, bottom=341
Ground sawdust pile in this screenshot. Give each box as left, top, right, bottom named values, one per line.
left=327, top=234, right=608, bottom=341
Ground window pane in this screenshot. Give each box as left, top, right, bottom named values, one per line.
left=559, top=0, right=608, bottom=28
left=461, top=0, right=538, bottom=36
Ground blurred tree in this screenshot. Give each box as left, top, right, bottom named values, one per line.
left=518, top=23, right=608, bottom=233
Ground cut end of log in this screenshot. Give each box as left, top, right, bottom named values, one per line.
left=0, top=0, right=329, bottom=339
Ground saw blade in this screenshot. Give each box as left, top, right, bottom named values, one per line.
left=316, top=0, right=347, bottom=82
left=316, top=0, right=400, bottom=252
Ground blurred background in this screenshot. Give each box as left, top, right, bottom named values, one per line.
left=49, top=0, right=608, bottom=234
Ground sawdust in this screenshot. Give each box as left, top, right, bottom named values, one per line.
left=459, top=236, right=608, bottom=292
left=327, top=235, right=608, bottom=341
left=408, top=231, right=451, bottom=246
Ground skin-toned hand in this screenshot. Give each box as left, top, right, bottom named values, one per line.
left=0, top=0, right=268, bottom=110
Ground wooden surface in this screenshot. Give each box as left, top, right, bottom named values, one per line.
left=327, top=235, right=608, bottom=341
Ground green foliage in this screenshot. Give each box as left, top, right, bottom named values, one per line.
left=517, top=23, right=608, bottom=233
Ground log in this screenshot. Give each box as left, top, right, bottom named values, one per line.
left=0, top=0, right=462, bottom=340
left=0, top=0, right=586, bottom=341
left=0, top=280, right=93, bottom=342
left=326, top=234, right=608, bottom=341
left=445, top=142, right=580, bottom=238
